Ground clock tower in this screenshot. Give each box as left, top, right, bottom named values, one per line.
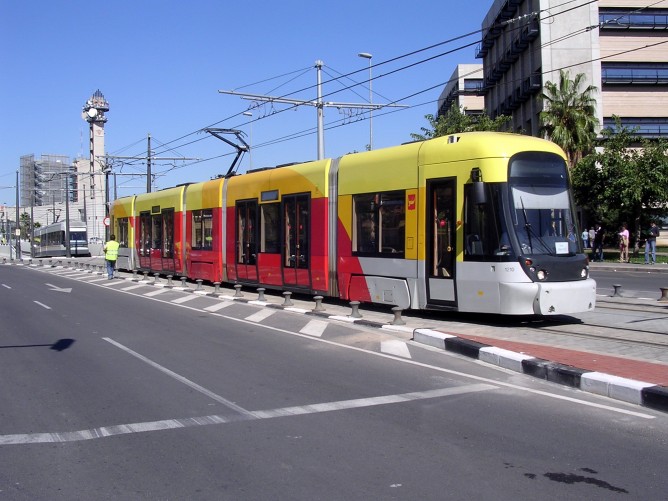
left=82, top=90, right=109, bottom=240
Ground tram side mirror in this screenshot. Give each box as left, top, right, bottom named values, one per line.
left=472, top=181, right=487, bottom=205
left=470, top=168, right=487, bottom=205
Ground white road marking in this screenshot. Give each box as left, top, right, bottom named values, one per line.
left=299, top=319, right=328, bottom=337
left=101, top=280, right=127, bottom=287
left=103, top=337, right=254, bottom=417
left=22, top=264, right=658, bottom=420
left=381, top=340, right=412, bottom=359
left=121, top=284, right=150, bottom=291
left=33, top=301, right=51, bottom=310
left=171, top=295, right=198, bottom=304
left=143, top=288, right=170, bottom=297
left=204, top=301, right=234, bottom=312
left=2, top=284, right=11, bottom=289
left=0, top=384, right=495, bottom=445
left=245, top=309, right=275, bottom=323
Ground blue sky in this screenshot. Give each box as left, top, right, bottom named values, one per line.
left=0, top=0, right=493, bottom=201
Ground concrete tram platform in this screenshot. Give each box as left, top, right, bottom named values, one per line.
left=4, top=253, right=668, bottom=414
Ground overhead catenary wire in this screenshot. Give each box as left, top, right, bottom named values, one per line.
left=124, top=0, right=665, bottom=177
left=145, top=1, right=599, bottom=161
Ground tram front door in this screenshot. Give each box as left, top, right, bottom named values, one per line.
left=426, top=178, right=456, bottom=307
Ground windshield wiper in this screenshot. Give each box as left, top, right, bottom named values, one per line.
left=519, top=197, right=555, bottom=256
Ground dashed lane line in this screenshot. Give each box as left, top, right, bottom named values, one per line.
left=103, top=337, right=254, bottom=418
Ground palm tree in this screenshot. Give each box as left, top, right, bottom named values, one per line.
left=539, top=70, right=599, bottom=168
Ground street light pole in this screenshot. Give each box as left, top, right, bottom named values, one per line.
left=243, top=111, right=253, bottom=170
left=104, top=164, right=112, bottom=242
left=64, top=173, right=71, bottom=258
left=358, top=52, right=373, bottom=150
left=15, top=170, right=20, bottom=260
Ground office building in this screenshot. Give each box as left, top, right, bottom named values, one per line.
left=443, top=0, right=668, bottom=138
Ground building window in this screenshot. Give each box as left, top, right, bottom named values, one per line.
left=603, top=117, right=668, bottom=138
left=600, top=9, right=668, bottom=30
left=463, top=78, right=484, bottom=92
left=602, top=63, right=668, bottom=85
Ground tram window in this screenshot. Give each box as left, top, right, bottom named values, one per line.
left=140, top=212, right=151, bottom=256
left=191, top=209, right=213, bottom=250
left=261, top=203, right=280, bottom=253
left=237, top=201, right=258, bottom=265
left=283, top=195, right=309, bottom=269
left=353, top=191, right=405, bottom=256
left=464, top=183, right=514, bottom=261
left=117, top=218, right=129, bottom=248
left=162, top=210, right=174, bottom=258
left=509, top=152, right=579, bottom=255
left=151, top=215, right=163, bottom=250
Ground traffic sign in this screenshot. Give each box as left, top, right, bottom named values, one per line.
left=103, top=217, right=110, bottom=226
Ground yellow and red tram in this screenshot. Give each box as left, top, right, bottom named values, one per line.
left=111, top=132, right=596, bottom=315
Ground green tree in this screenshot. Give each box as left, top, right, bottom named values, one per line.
left=410, top=106, right=511, bottom=141
left=539, top=70, right=599, bottom=168
left=19, top=212, right=31, bottom=240
left=571, top=117, right=668, bottom=253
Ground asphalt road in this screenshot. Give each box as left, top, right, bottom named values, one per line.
left=590, top=267, right=668, bottom=299
left=1, top=264, right=667, bottom=500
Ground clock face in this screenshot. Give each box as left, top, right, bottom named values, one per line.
left=87, top=108, right=98, bottom=118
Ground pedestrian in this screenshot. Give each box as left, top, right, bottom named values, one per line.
left=618, top=223, right=630, bottom=263
left=593, top=224, right=604, bottom=261
left=644, top=221, right=660, bottom=264
left=581, top=229, right=589, bottom=249
left=103, top=234, right=120, bottom=279
left=588, top=227, right=595, bottom=248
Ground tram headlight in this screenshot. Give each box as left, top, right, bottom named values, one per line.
left=536, top=270, right=547, bottom=281
left=581, top=268, right=588, bottom=279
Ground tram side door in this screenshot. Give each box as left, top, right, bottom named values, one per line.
left=426, top=178, right=457, bottom=307
left=282, top=194, right=311, bottom=289
left=161, top=208, right=175, bottom=272
left=235, top=200, right=258, bottom=283
left=138, top=211, right=151, bottom=269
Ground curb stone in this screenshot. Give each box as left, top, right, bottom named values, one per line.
left=413, top=328, right=668, bottom=413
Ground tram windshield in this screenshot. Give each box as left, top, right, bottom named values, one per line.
left=69, top=231, right=86, bottom=242
left=508, top=152, right=579, bottom=256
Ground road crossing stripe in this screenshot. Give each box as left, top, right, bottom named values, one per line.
left=171, top=295, right=199, bottom=304
left=381, top=340, right=412, bottom=359
left=102, top=280, right=128, bottom=286
left=245, top=309, right=275, bottom=323
left=121, top=284, right=150, bottom=291
left=299, top=319, right=328, bottom=337
left=204, top=301, right=234, bottom=312
left=144, top=288, right=170, bottom=297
